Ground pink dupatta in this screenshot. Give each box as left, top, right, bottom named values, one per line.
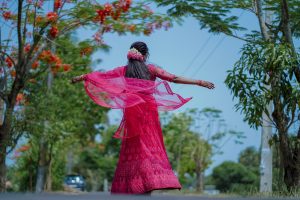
left=83, top=65, right=192, bottom=138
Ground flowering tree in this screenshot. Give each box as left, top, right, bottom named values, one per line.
left=0, top=0, right=172, bottom=191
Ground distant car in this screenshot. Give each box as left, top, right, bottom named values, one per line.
left=64, top=174, right=86, bottom=191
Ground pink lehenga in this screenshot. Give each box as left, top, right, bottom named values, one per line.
left=83, top=64, right=192, bottom=194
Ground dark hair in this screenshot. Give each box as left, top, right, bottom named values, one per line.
left=125, top=41, right=151, bottom=80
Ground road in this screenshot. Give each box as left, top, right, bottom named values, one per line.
left=0, top=192, right=297, bottom=200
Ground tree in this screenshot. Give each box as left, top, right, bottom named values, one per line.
left=238, top=146, right=260, bottom=188
left=212, top=161, right=258, bottom=193
left=162, top=111, right=212, bottom=191
left=154, top=0, right=300, bottom=190
left=0, top=0, right=172, bottom=191
left=162, top=108, right=244, bottom=192
left=73, top=125, right=121, bottom=191
left=238, top=146, right=260, bottom=174
left=9, top=34, right=123, bottom=192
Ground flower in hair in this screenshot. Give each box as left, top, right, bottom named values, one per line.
left=127, top=48, right=144, bottom=61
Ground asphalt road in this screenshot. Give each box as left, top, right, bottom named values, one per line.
left=0, top=192, right=298, bottom=200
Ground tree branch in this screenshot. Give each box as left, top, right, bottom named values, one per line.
left=255, top=0, right=271, bottom=40
left=0, top=92, right=8, bottom=104
left=17, top=0, right=24, bottom=66
left=280, top=0, right=300, bottom=83
left=32, top=0, right=41, bottom=37
left=0, top=50, right=16, bottom=67
left=224, top=32, right=253, bottom=43
left=22, top=4, right=30, bottom=46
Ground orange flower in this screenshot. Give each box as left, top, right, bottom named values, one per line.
left=122, top=0, right=131, bottom=12
left=5, top=57, right=14, bottom=68
left=112, top=10, right=121, bottom=20
left=16, top=145, right=30, bottom=152
left=2, top=11, right=12, bottom=20
left=24, top=43, right=31, bottom=53
left=80, top=47, right=93, bottom=56
left=96, top=9, right=106, bottom=24
left=10, top=70, right=16, bottom=77
left=35, top=15, right=44, bottom=24
left=39, top=50, right=51, bottom=60
left=128, top=24, right=136, bottom=32
left=63, top=64, right=71, bottom=72
left=16, top=93, right=24, bottom=102
left=34, top=46, right=39, bottom=52
left=49, top=25, right=59, bottom=38
left=54, top=0, right=62, bottom=9
left=39, top=50, right=61, bottom=64
left=31, top=61, right=39, bottom=69
left=46, top=12, right=58, bottom=22
left=49, top=54, right=61, bottom=64
left=104, top=3, right=113, bottom=15
left=143, top=28, right=152, bottom=36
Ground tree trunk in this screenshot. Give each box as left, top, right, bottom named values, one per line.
left=195, top=160, right=203, bottom=192
left=35, top=136, right=49, bottom=193
left=35, top=63, right=53, bottom=193
left=280, top=0, right=300, bottom=83
left=45, top=157, right=52, bottom=191
left=0, top=140, right=6, bottom=192
left=29, top=158, right=33, bottom=192
left=272, top=91, right=300, bottom=189
left=0, top=95, right=19, bottom=191
left=255, top=0, right=273, bottom=192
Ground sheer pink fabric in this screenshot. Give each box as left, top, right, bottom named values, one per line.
left=83, top=65, right=190, bottom=111
left=83, top=64, right=192, bottom=139
left=83, top=64, right=192, bottom=194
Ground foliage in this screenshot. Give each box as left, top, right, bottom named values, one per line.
left=238, top=146, right=260, bottom=174
left=154, top=0, right=300, bottom=40
left=154, top=0, right=300, bottom=189
left=0, top=0, right=173, bottom=191
left=0, top=0, right=172, bottom=147
left=225, top=41, right=299, bottom=128
left=212, top=161, right=258, bottom=193
left=73, top=125, right=121, bottom=191
left=162, top=108, right=244, bottom=190
left=162, top=111, right=207, bottom=186
left=8, top=35, right=110, bottom=191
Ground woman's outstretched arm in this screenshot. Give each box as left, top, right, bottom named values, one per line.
left=173, top=76, right=215, bottom=89
left=152, top=65, right=215, bottom=89
left=71, top=66, right=126, bottom=84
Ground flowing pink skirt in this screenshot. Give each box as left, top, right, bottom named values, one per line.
left=110, top=99, right=181, bottom=194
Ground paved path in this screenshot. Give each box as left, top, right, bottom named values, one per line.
left=0, top=192, right=296, bottom=200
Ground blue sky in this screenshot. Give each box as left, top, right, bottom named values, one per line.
left=76, top=10, right=262, bottom=174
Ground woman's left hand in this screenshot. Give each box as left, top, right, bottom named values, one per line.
left=201, top=81, right=215, bottom=89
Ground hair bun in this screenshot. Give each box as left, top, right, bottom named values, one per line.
left=127, top=48, right=144, bottom=61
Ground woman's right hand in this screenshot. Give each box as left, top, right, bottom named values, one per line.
left=70, top=75, right=85, bottom=84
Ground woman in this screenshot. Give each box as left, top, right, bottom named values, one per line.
left=71, top=41, right=214, bottom=194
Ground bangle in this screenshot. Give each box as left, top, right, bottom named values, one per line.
left=197, top=80, right=203, bottom=86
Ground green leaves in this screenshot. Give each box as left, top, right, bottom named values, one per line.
left=225, top=40, right=299, bottom=129
left=155, top=0, right=246, bottom=35
left=212, top=161, right=258, bottom=192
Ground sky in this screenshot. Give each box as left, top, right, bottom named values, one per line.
left=76, top=9, right=263, bottom=174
